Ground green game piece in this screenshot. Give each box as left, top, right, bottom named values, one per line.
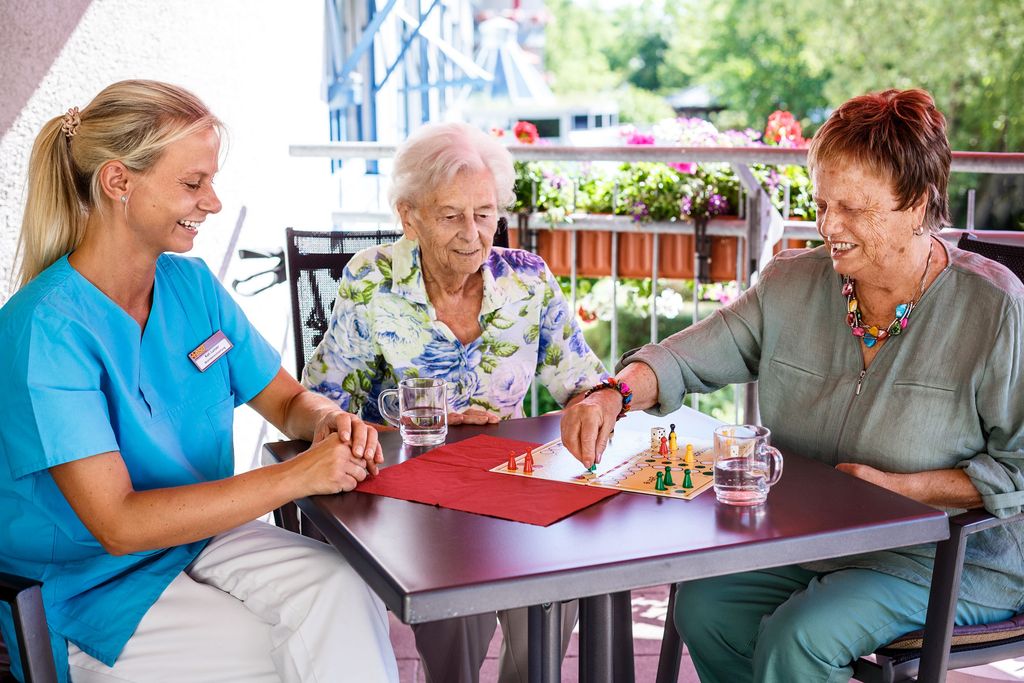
left=589, top=463, right=597, bottom=472
left=663, top=466, right=674, bottom=486
left=682, top=469, right=693, bottom=488
left=655, top=471, right=667, bottom=491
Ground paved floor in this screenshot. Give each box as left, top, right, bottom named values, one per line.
left=389, top=584, right=1024, bottom=682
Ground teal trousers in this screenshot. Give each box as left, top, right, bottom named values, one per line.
left=674, top=565, right=1015, bottom=683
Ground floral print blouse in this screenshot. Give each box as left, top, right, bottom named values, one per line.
left=302, top=237, right=609, bottom=422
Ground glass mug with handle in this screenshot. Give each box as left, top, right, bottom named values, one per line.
left=378, top=378, right=448, bottom=446
left=713, top=425, right=784, bottom=506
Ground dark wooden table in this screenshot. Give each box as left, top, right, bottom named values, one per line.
left=263, top=409, right=950, bottom=683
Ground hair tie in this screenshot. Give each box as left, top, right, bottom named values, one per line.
left=60, top=107, right=81, bottom=139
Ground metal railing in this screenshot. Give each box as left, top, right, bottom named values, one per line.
left=292, top=143, right=1024, bottom=174
left=295, top=142, right=1024, bottom=420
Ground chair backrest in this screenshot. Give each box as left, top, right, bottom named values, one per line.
left=957, top=233, right=1024, bottom=283
left=284, top=221, right=512, bottom=379
left=285, top=229, right=402, bottom=379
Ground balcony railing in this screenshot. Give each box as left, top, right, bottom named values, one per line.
left=294, top=142, right=1024, bottom=420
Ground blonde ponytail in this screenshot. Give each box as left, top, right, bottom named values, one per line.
left=15, top=80, right=222, bottom=287
left=17, top=116, right=88, bottom=287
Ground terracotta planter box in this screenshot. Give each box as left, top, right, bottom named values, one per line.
left=657, top=233, right=694, bottom=280
left=576, top=231, right=613, bottom=277
left=537, top=228, right=740, bottom=282
left=535, top=228, right=575, bottom=274
left=505, top=226, right=521, bottom=250
left=710, top=236, right=739, bottom=281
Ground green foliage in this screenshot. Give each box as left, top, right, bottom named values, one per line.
left=675, top=0, right=831, bottom=125
left=543, top=0, right=620, bottom=95
left=602, top=0, right=687, bottom=92
left=812, top=0, right=1024, bottom=154
left=751, top=164, right=817, bottom=220
left=513, top=155, right=810, bottom=224
left=581, top=300, right=722, bottom=365
left=616, top=85, right=678, bottom=125
left=545, top=0, right=1024, bottom=156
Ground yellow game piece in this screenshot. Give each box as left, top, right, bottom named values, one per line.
left=669, top=432, right=678, bottom=453
left=685, top=443, right=695, bottom=465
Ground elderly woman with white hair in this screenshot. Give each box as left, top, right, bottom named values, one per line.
left=303, top=122, right=608, bottom=683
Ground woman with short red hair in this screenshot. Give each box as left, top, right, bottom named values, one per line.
left=560, top=88, right=1024, bottom=681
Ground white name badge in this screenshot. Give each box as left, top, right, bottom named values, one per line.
left=188, top=330, right=233, bottom=372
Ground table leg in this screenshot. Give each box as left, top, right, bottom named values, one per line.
left=579, top=592, right=635, bottom=683
left=579, top=594, right=614, bottom=683
left=611, top=590, right=636, bottom=683
left=273, top=500, right=300, bottom=533
left=655, top=583, right=683, bottom=683
left=528, top=603, right=563, bottom=683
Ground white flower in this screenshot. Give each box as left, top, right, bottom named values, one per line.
left=374, top=299, right=433, bottom=359
left=656, top=289, right=685, bottom=319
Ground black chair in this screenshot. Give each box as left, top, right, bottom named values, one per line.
left=853, top=510, right=1024, bottom=682
left=284, top=228, right=404, bottom=380
left=0, top=573, right=57, bottom=683
left=278, top=228, right=402, bottom=536
left=285, top=219, right=511, bottom=380
left=957, top=233, right=1024, bottom=282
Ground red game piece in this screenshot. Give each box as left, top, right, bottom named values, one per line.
left=508, top=452, right=517, bottom=471
left=524, top=449, right=534, bottom=473
left=659, top=436, right=669, bottom=455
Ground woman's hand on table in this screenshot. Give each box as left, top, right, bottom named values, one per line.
left=560, top=389, right=622, bottom=468
left=312, top=409, right=383, bottom=476
left=447, top=408, right=500, bottom=426
left=292, top=433, right=374, bottom=495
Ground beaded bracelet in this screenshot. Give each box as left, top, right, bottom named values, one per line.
left=583, top=377, right=633, bottom=420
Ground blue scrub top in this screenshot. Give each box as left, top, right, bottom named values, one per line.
left=0, top=254, right=279, bottom=682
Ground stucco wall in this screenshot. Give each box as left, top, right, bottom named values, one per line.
left=1, top=0, right=338, bottom=298
left=1, top=0, right=341, bottom=469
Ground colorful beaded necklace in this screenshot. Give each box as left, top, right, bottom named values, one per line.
left=841, top=240, right=933, bottom=348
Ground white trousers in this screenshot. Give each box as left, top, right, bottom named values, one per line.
left=68, top=521, right=399, bottom=682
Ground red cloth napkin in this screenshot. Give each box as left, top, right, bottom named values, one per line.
left=356, top=435, right=617, bottom=526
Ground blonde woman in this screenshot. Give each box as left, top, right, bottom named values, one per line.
left=0, top=81, right=398, bottom=683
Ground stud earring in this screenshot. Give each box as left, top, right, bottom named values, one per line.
left=913, top=224, right=925, bottom=236
left=120, top=195, right=128, bottom=203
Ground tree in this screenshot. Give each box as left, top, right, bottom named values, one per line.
left=543, top=0, right=619, bottom=95
left=815, top=0, right=1024, bottom=153
left=667, top=0, right=831, bottom=127
left=602, top=0, right=687, bottom=92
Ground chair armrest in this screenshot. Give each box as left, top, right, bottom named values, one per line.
left=950, top=508, right=1024, bottom=536
left=0, top=573, right=57, bottom=683
left=917, top=508, right=1024, bottom=680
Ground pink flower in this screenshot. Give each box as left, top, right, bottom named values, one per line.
left=669, top=162, right=696, bottom=174
left=764, top=110, right=806, bottom=148
left=513, top=121, right=539, bottom=144
left=626, top=132, right=655, bottom=145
